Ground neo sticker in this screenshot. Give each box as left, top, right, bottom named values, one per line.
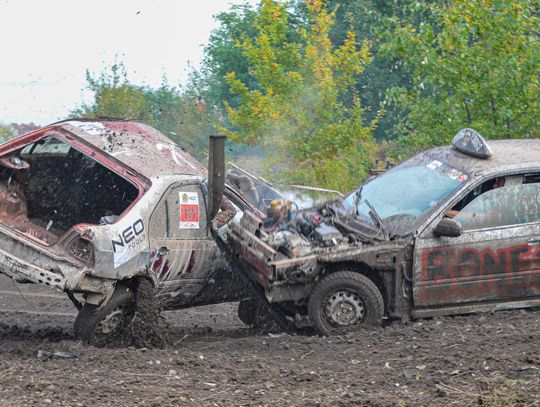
left=111, top=215, right=147, bottom=268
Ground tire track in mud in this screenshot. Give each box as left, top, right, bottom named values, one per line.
left=0, top=309, right=76, bottom=317
left=0, top=308, right=538, bottom=406
left=0, top=290, right=65, bottom=299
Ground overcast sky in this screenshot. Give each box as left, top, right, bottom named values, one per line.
left=0, top=0, right=252, bottom=125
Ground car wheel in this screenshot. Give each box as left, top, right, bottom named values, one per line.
left=308, top=271, right=384, bottom=336
left=74, top=285, right=135, bottom=347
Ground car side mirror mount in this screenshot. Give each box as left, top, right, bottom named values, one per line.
left=433, top=217, right=462, bottom=237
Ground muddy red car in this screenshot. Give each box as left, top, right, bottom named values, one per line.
left=0, top=119, right=251, bottom=345
left=219, top=129, right=540, bottom=335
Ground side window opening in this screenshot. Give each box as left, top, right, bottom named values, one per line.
left=453, top=178, right=540, bottom=230
left=447, top=177, right=505, bottom=217
left=0, top=136, right=139, bottom=246
left=20, top=136, right=71, bottom=156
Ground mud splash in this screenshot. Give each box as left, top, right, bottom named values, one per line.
left=115, top=278, right=169, bottom=349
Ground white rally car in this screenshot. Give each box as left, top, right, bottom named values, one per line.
left=0, top=119, right=253, bottom=345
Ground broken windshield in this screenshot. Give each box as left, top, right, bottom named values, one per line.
left=342, top=154, right=468, bottom=235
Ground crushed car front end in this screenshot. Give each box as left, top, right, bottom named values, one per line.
left=225, top=197, right=413, bottom=311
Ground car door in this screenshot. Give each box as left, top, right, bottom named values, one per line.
left=413, top=176, right=540, bottom=311
left=149, top=182, right=218, bottom=303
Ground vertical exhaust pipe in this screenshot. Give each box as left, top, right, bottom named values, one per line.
left=207, top=135, right=226, bottom=223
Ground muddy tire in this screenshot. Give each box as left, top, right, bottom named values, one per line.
left=308, top=271, right=384, bottom=336
left=237, top=299, right=275, bottom=330
left=74, top=285, right=135, bottom=347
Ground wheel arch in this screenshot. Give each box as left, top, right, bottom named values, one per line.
left=119, top=271, right=157, bottom=290
left=88, top=271, right=157, bottom=308
left=320, top=261, right=388, bottom=313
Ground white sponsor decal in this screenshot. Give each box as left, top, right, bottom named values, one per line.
left=426, top=160, right=443, bottom=170
left=68, top=121, right=106, bottom=135
left=110, top=213, right=147, bottom=268
left=446, top=168, right=462, bottom=180
left=179, top=191, right=200, bottom=229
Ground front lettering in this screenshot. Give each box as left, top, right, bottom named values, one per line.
left=112, top=219, right=144, bottom=252
left=511, top=246, right=531, bottom=274
left=123, top=227, right=135, bottom=243
left=112, top=238, right=124, bottom=253
left=482, top=249, right=506, bottom=276
left=456, top=249, right=481, bottom=279
left=133, top=219, right=144, bottom=235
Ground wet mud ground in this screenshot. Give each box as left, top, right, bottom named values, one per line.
left=0, top=274, right=538, bottom=406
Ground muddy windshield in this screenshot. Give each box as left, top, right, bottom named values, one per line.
left=343, top=154, right=468, bottom=235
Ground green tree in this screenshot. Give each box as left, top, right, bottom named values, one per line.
left=225, top=0, right=377, bottom=191
left=75, top=63, right=147, bottom=120
left=196, top=0, right=445, bottom=143
left=384, top=0, right=540, bottom=158
left=192, top=4, right=260, bottom=111
left=193, top=2, right=306, bottom=112
left=323, top=0, right=445, bottom=141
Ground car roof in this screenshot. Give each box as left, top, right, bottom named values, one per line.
left=425, top=139, right=540, bottom=178
left=51, top=119, right=207, bottom=178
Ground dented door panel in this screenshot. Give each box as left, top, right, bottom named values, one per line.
left=150, top=240, right=218, bottom=284
left=414, top=222, right=540, bottom=308
left=413, top=173, right=540, bottom=310
left=148, top=181, right=225, bottom=306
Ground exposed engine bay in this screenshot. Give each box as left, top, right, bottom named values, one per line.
left=225, top=164, right=390, bottom=261
left=260, top=201, right=387, bottom=259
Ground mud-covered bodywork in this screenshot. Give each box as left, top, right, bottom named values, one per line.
left=0, top=119, right=246, bottom=309
left=226, top=197, right=413, bottom=321
left=223, top=133, right=540, bottom=327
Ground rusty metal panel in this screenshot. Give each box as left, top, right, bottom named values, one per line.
left=0, top=227, right=108, bottom=293
left=0, top=246, right=66, bottom=290
left=230, top=222, right=279, bottom=258
left=413, top=298, right=540, bottom=318
left=269, top=255, right=318, bottom=271
left=228, top=232, right=275, bottom=280
left=238, top=210, right=264, bottom=235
